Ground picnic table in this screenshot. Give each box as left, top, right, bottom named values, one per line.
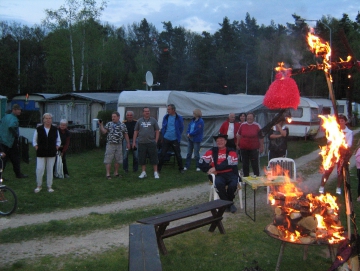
left=137, top=199, right=233, bottom=255
left=243, top=176, right=297, bottom=222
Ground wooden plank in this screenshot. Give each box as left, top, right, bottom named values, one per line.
left=128, top=224, right=162, bottom=271
left=137, top=200, right=232, bottom=225
left=161, top=216, right=223, bottom=238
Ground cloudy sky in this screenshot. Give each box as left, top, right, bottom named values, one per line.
left=0, top=0, right=358, bottom=33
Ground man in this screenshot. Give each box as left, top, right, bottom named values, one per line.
left=99, top=111, right=130, bottom=179
left=0, top=104, right=28, bottom=178
left=199, top=133, right=239, bottom=213
left=122, top=111, right=138, bottom=173
left=158, top=104, right=185, bottom=174
left=319, top=114, right=353, bottom=195
left=219, top=113, right=240, bottom=150
left=133, top=107, right=160, bottom=179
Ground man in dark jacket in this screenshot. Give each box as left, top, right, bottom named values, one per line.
left=158, top=104, right=185, bottom=174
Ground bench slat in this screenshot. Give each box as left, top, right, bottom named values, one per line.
left=137, top=200, right=232, bottom=225
left=129, top=224, right=162, bottom=271
left=161, top=216, right=223, bottom=238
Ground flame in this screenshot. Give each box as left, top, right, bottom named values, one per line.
left=286, top=117, right=292, bottom=123
left=319, top=115, right=347, bottom=171
left=275, top=62, right=292, bottom=79
left=307, top=32, right=331, bottom=74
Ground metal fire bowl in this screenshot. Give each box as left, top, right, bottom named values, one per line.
left=264, top=224, right=347, bottom=247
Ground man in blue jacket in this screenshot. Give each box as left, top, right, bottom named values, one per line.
left=158, top=104, right=185, bottom=174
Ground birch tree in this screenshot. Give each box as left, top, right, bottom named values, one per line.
left=43, top=0, right=106, bottom=91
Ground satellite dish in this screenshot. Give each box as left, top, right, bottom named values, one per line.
left=146, top=71, right=154, bottom=87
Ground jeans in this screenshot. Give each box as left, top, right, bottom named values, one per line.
left=185, top=139, right=200, bottom=169
left=240, top=149, right=260, bottom=177
left=158, top=138, right=183, bottom=171
left=122, top=139, right=138, bottom=172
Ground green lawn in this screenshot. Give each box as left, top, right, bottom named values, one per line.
left=1, top=133, right=359, bottom=271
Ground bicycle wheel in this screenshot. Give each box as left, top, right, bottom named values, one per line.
left=0, top=186, right=17, bottom=216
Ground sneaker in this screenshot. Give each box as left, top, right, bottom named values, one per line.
left=319, top=186, right=324, bottom=194
left=48, top=187, right=54, bottom=193
left=34, top=187, right=42, bottom=193
left=230, top=204, right=237, bottom=213
left=64, top=174, right=70, bottom=178
left=183, top=167, right=188, bottom=171
left=154, top=172, right=160, bottom=179
left=336, top=187, right=341, bottom=195
left=139, top=171, right=147, bottom=179
left=196, top=168, right=201, bottom=172
left=357, top=196, right=360, bottom=202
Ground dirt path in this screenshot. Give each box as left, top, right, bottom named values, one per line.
left=0, top=141, right=357, bottom=267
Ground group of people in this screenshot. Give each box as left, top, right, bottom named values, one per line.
left=199, top=111, right=289, bottom=213
left=3, top=104, right=359, bottom=204
left=0, top=105, right=71, bottom=193
left=99, top=105, right=205, bottom=180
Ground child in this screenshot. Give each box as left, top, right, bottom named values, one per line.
left=355, top=144, right=360, bottom=202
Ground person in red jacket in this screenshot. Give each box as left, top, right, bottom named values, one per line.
left=219, top=113, right=240, bottom=150
left=237, top=112, right=264, bottom=177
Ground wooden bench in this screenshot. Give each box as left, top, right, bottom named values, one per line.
left=128, top=224, right=162, bottom=271
left=137, top=199, right=233, bottom=255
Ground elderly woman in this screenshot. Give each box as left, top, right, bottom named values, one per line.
left=33, top=113, right=61, bottom=193
left=184, top=109, right=204, bottom=171
left=236, top=112, right=264, bottom=177
left=57, top=119, right=71, bottom=178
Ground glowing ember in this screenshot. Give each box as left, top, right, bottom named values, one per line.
left=266, top=164, right=346, bottom=245
left=319, top=115, right=348, bottom=171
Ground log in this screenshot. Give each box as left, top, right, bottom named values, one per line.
left=297, top=216, right=317, bottom=231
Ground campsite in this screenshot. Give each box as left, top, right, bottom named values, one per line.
left=0, top=132, right=359, bottom=270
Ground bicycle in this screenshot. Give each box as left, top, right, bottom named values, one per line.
left=0, top=155, right=18, bottom=216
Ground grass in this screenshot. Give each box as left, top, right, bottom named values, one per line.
left=1, top=132, right=360, bottom=271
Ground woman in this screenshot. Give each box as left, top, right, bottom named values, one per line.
left=237, top=112, right=264, bottom=177
left=184, top=109, right=204, bottom=171
left=57, top=119, right=71, bottom=178
left=33, top=113, right=61, bottom=193
left=238, top=112, right=247, bottom=124
left=268, top=117, right=289, bottom=160
left=237, top=112, right=247, bottom=162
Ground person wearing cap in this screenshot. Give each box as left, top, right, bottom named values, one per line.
left=199, top=133, right=239, bottom=213
left=0, top=104, right=28, bottom=178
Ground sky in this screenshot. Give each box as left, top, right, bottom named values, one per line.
left=0, top=0, right=358, bottom=33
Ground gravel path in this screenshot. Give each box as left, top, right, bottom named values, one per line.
left=0, top=134, right=358, bottom=267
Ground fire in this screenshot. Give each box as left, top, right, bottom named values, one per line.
left=266, top=164, right=346, bottom=245
left=307, top=32, right=331, bottom=73
left=319, top=115, right=348, bottom=171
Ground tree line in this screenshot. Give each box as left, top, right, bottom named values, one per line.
left=0, top=0, right=359, bottom=103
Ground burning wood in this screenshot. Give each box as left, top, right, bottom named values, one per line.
left=266, top=181, right=346, bottom=245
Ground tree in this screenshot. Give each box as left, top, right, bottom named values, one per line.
left=43, top=0, right=107, bottom=91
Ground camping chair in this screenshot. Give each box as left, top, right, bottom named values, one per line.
left=266, top=157, right=296, bottom=204
left=208, top=173, right=243, bottom=209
